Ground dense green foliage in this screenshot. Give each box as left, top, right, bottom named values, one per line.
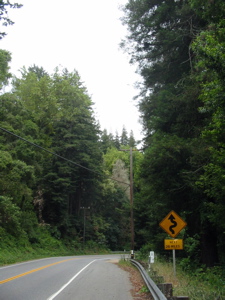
left=121, top=0, right=225, bottom=269
left=1, top=2, right=225, bottom=288
left=0, top=1, right=22, bottom=39
left=138, top=253, right=225, bottom=300
left=0, top=54, right=139, bottom=258
left=0, top=2, right=138, bottom=262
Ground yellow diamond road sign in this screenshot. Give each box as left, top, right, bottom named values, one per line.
left=159, top=210, right=187, bottom=238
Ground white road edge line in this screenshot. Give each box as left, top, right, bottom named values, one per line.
left=0, top=257, right=58, bottom=270
left=47, top=259, right=96, bottom=300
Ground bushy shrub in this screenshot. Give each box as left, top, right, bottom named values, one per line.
left=0, top=196, right=24, bottom=236
left=137, top=243, right=155, bottom=259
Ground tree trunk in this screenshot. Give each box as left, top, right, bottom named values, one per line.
left=200, top=224, right=219, bottom=267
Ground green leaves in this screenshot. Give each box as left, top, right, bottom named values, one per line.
left=0, top=49, right=11, bottom=88
left=0, top=65, right=105, bottom=245
left=121, top=0, right=225, bottom=266
left=0, top=1, right=23, bottom=39
left=0, top=196, right=24, bottom=236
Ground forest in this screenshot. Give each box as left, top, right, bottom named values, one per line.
left=1, top=0, right=225, bottom=271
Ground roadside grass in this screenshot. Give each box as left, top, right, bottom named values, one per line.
left=145, top=257, right=225, bottom=300
left=118, top=257, right=133, bottom=268
left=0, top=230, right=110, bottom=266
left=0, top=245, right=74, bottom=266
left=0, top=244, right=110, bottom=266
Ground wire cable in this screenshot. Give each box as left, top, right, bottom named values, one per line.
left=0, top=125, right=130, bottom=186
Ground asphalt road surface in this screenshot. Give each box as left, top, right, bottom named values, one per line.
left=0, top=254, right=133, bottom=300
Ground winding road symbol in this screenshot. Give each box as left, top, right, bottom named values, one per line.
left=168, top=214, right=177, bottom=235
left=159, top=210, right=187, bottom=238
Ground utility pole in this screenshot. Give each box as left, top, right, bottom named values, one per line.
left=130, top=147, right=134, bottom=254
left=119, top=147, right=135, bottom=257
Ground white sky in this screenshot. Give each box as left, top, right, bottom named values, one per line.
left=1, top=0, right=143, bottom=142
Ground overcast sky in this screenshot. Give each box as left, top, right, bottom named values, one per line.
left=1, top=0, right=143, bottom=142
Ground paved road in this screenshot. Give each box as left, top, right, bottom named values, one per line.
left=0, top=254, right=133, bottom=300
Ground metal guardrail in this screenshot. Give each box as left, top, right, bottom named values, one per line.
left=130, top=259, right=167, bottom=300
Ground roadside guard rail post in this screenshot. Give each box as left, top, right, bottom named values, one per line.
left=130, top=259, right=167, bottom=300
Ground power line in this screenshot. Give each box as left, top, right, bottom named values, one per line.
left=0, top=126, right=130, bottom=186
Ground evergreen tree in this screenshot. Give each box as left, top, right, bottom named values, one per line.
left=0, top=49, right=11, bottom=88
left=114, top=131, right=121, bottom=149
left=2, top=66, right=103, bottom=241
left=121, top=0, right=219, bottom=266
left=128, top=130, right=136, bottom=148
left=120, top=126, right=129, bottom=146
left=189, top=0, right=225, bottom=265
left=41, top=68, right=103, bottom=238
left=28, top=64, right=49, bottom=79
left=100, top=129, right=115, bottom=153
left=0, top=58, right=135, bottom=250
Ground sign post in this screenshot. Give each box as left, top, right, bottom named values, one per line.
left=159, top=211, right=187, bottom=276
left=173, top=249, right=176, bottom=276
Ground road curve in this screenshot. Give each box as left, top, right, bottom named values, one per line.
left=0, top=254, right=133, bottom=300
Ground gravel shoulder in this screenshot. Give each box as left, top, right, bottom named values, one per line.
left=116, top=261, right=153, bottom=300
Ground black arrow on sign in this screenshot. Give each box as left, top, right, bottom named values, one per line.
left=168, top=214, right=177, bottom=234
